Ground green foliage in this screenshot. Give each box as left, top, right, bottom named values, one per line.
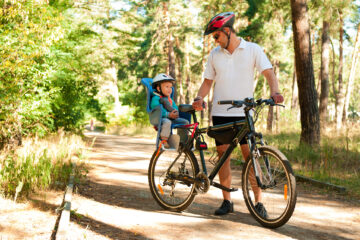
left=0, top=0, right=108, bottom=147
left=48, top=25, right=106, bottom=130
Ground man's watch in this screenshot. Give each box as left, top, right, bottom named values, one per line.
left=194, top=96, right=203, bottom=101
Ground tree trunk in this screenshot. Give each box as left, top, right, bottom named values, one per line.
left=206, top=37, right=212, bottom=126
left=291, top=60, right=298, bottom=109
left=319, top=20, right=330, bottom=128
left=175, top=37, right=184, bottom=104
left=267, top=106, right=274, bottom=132
left=335, top=12, right=345, bottom=130
left=290, top=0, right=320, bottom=146
left=342, top=23, right=360, bottom=122
left=110, top=61, right=121, bottom=117
left=163, top=2, right=177, bottom=101
left=201, top=37, right=212, bottom=125
left=185, top=37, right=191, bottom=104
left=267, top=60, right=279, bottom=132
left=329, top=37, right=336, bottom=122
left=168, top=38, right=176, bottom=100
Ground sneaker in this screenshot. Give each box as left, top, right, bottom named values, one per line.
left=214, top=200, right=234, bottom=216
left=255, top=202, right=268, bottom=219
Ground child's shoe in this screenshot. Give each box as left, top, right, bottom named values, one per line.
left=161, top=139, right=170, bottom=149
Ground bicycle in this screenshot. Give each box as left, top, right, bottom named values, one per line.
left=148, top=97, right=297, bottom=228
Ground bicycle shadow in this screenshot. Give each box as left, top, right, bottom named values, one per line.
left=80, top=133, right=359, bottom=240
left=76, top=180, right=354, bottom=240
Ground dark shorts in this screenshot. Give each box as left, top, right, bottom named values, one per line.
left=212, top=116, right=247, bottom=146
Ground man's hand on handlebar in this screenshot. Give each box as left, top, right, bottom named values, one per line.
left=192, top=96, right=207, bottom=111
left=271, top=93, right=284, bottom=104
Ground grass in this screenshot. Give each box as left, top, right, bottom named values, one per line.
left=0, top=130, right=89, bottom=200
left=253, top=117, right=360, bottom=199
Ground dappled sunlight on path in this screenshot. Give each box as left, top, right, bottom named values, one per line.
left=67, top=132, right=360, bottom=240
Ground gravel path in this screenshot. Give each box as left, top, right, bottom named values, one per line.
left=64, top=132, right=360, bottom=240
left=3, top=132, right=358, bottom=240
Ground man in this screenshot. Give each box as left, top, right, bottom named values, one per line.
left=192, top=12, right=284, bottom=217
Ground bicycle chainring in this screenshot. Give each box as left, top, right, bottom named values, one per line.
left=194, top=173, right=210, bottom=194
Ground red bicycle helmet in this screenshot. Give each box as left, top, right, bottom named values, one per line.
left=204, top=12, right=235, bottom=36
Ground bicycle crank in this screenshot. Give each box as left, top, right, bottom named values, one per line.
left=194, top=173, right=210, bottom=194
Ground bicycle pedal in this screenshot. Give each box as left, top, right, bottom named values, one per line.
left=211, top=182, right=238, bottom=192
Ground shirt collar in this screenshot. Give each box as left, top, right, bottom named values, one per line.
left=220, top=37, right=246, bottom=54
left=238, top=37, right=246, bottom=49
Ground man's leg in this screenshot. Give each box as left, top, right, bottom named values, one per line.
left=240, top=144, right=262, bottom=203
left=217, top=144, right=232, bottom=201
left=214, top=144, right=234, bottom=215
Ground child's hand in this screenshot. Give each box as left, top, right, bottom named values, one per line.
left=169, top=110, right=178, bottom=119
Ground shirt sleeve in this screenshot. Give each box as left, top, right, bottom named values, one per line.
left=254, top=44, right=273, bottom=73
left=172, top=100, right=179, bottom=111
left=150, top=95, right=169, bottom=118
left=202, top=51, right=216, bottom=80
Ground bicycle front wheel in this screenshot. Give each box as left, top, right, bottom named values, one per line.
left=148, top=149, right=199, bottom=212
left=242, top=146, right=297, bottom=228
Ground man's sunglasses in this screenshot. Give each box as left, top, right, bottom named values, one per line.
left=213, top=33, right=220, bottom=40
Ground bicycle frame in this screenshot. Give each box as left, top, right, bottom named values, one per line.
left=175, top=106, right=270, bottom=192
left=149, top=99, right=296, bottom=228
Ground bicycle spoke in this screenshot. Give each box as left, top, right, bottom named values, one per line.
left=149, top=150, right=198, bottom=211
left=243, top=146, right=297, bottom=228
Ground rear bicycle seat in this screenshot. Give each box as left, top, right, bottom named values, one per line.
left=141, top=78, right=191, bottom=150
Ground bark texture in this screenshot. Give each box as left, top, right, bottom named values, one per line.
left=290, top=0, right=320, bottom=145
left=319, top=21, right=330, bottom=127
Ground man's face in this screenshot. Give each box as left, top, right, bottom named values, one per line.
left=211, top=29, right=229, bottom=48
left=158, top=81, right=173, bottom=97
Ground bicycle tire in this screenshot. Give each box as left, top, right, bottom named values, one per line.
left=242, top=145, right=297, bottom=228
left=148, top=148, right=199, bottom=212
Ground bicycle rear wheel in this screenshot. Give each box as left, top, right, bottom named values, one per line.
left=242, top=145, right=297, bottom=228
left=148, top=149, right=199, bottom=212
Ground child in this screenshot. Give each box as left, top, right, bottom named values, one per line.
left=150, top=73, right=189, bottom=148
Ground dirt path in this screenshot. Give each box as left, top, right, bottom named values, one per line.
left=68, top=132, right=360, bottom=240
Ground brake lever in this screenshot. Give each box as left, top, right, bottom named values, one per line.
left=275, top=104, right=285, bottom=108
left=227, top=106, right=236, bottom=111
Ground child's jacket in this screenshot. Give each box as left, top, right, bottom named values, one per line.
left=150, top=92, right=179, bottom=118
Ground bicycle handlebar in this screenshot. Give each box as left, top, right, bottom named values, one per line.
left=218, top=98, right=284, bottom=109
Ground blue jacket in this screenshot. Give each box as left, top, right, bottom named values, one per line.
left=150, top=93, right=178, bottom=118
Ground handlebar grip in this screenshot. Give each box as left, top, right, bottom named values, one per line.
left=218, top=100, right=234, bottom=105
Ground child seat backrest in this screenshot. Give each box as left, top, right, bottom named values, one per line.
left=141, top=77, right=191, bottom=125
left=141, top=78, right=154, bottom=114
left=141, top=77, right=191, bottom=149
left=141, top=78, right=174, bottom=113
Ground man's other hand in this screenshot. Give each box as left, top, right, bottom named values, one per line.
left=271, top=93, right=284, bottom=104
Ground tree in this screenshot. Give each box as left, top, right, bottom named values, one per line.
left=319, top=20, right=330, bottom=127
left=343, top=23, right=360, bottom=122
left=334, top=10, right=346, bottom=129
left=290, top=0, right=320, bottom=145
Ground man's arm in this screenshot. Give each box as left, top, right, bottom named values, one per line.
left=262, top=69, right=284, bottom=103
left=192, top=78, right=213, bottom=110
left=196, top=78, right=213, bottom=99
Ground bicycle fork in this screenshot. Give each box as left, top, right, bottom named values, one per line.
left=247, top=133, right=274, bottom=190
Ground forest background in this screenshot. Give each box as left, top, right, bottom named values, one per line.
left=0, top=0, right=360, bottom=198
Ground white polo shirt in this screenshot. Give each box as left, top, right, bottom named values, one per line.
left=203, top=37, right=273, bottom=117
